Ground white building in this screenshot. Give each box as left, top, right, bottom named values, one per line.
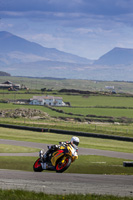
left=29, top=96, right=66, bottom=106
left=105, top=86, right=114, bottom=90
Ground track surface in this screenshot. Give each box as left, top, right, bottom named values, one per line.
left=0, top=139, right=133, bottom=196
left=0, top=170, right=133, bottom=196
left=1, top=139, right=133, bottom=159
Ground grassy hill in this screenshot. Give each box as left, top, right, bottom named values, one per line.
left=0, top=76, right=133, bottom=93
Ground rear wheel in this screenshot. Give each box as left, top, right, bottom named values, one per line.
left=56, top=156, right=71, bottom=173
left=33, top=158, right=43, bottom=172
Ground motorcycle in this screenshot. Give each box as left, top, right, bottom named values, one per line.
left=33, top=143, right=78, bottom=173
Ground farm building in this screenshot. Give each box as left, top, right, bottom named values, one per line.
left=0, top=80, right=21, bottom=90
left=105, top=86, right=114, bottom=90
left=29, top=95, right=66, bottom=106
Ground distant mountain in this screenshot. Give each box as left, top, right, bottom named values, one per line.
left=91, top=47, right=133, bottom=81
left=93, top=47, right=133, bottom=66
left=0, top=71, right=11, bottom=76
left=0, top=31, right=92, bottom=64
left=0, top=31, right=133, bottom=81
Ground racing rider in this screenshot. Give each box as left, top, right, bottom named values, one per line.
left=40, top=136, right=80, bottom=163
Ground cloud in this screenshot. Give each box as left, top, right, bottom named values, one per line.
left=0, top=0, right=133, bottom=30
left=1, top=0, right=133, bottom=15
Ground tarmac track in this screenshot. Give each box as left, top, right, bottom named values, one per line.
left=1, top=139, right=133, bottom=159
left=0, top=139, right=133, bottom=196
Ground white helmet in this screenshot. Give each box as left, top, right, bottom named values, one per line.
left=70, top=136, right=79, bottom=148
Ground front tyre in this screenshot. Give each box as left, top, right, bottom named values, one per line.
left=56, top=156, right=71, bottom=173
left=33, top=158, right=43, bottom=172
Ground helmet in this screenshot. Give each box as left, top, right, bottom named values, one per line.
left=70, top=136, right=79, bottom=148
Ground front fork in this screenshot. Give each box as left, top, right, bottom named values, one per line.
left=39, top=149, right=45, bottom=160
left=39, top=149, right=55, bottom=170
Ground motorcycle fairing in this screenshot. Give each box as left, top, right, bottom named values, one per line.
left=51, top=145, right=78, bottom=166
left=34, top=158, right=41, bottom=168
left=51, top=149, right=64, bottom=166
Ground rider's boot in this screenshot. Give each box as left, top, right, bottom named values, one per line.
left=41, top=162, right=48, bottom=169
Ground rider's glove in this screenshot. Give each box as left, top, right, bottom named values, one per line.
left=59, top=142, right=64, bottom=145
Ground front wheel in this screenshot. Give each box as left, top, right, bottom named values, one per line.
left=33, top=158, right=43, bottom=172
left=56, top=156, right=71, bottom=173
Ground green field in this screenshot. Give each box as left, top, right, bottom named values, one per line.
left=1, top=189, right=133, bottom=200
left=60, top=106, right=133, bottom=118
left=0, top=91, right=133, bottom=122
left=1, top=93, right=133, bottom=107
left=0, top=155, right=133, bottom=175
left=0, top=76, right=133, bottom=93
left=0, top=113, right=133, bottom=138
left=0, top=99, right=133, bottom=120
left=0, top=127, right=133, bottom=153
left=60, top=95, right=133, bottom=107
left=0, top=129, right=133, bottom=175
left=0, top=144, right=39, bottom=153
left=0, top=127, right=133, bottom=175
left=0, top=78, right=133, bottom=128
left=0, top=87, right=133, bottom=128
left=0, top=77, right=133, bottom=199
left=0, top=121, right=133, bottom=199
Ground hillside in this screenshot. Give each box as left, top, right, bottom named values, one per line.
left=0, top=71, right=11, bottom=76
left=0, top=31, right=91, bottom=64
left=0, top=31, right=133, bottom=81
left=94, top=47, right=133, bottom=66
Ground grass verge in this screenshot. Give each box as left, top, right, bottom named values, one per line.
left=0, top=118, right=133, bottom=138
left=0, top=155, right=133, bottom=175
left=0, top=144, right=39, bottom=153
left=0, top=127, right=133, bottom=153
left=0, top=189, right=133, bottom=200
left=67, top=155, right=133, bottom=175
left=0, top=156, right=35, bottom=171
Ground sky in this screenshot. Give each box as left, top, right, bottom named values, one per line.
left=0, top=0, right=133, bottom=60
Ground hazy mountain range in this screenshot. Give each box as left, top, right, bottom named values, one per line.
left=0, top=31, right=133, bottom=81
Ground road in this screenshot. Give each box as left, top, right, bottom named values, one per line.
left=0, top=170, right=133, bottom=197
left=1, top=139, right=133, bottom=159
left=0, top=139, right=133, bottom=197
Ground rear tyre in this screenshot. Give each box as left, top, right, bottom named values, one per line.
left=56, top=156, right=71, bottom=173
left=33, top=158, right=43, bottom=172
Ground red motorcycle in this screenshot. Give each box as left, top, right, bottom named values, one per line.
left=33, top=143, right=78, bottom=173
